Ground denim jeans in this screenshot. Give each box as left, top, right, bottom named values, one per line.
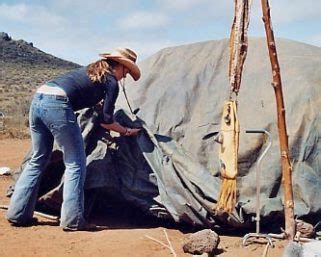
left=6, top=93, right=86, bottom=229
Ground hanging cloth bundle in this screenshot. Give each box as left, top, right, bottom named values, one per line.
left=216, top=0, right=251, bottom=213
left=216, top=100, right=239, bottom=213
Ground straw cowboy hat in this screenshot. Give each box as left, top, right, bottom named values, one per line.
left=99, top=48, right=141, bottom=81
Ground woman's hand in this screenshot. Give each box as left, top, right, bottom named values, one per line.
left=100, top=122, right=141, bottom=136
left=124, top=127, right=141, bottom=136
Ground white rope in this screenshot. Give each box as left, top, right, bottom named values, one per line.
left=144, top=229, right=178, bottom=257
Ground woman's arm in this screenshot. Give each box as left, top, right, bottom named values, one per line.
left=100, top=77, right=140, bottom=136
left=100, top=122, right=141, bottom=136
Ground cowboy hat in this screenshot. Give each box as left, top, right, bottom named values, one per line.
left=99, top=48, right=141, bottom=81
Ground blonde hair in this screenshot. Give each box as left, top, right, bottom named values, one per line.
left=86, top=59, right=118, bottom=83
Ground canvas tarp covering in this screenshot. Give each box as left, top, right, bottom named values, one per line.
left=7, top=38, right=321, bottom=230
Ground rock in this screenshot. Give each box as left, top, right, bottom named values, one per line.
left=0, top=32, right=11, bottom=41
left=283, top=241, right=302, bottom=257
left=302, top=241, right=321, bottom=256
left=296, top=219, right=315, bottom=238
left=183, top=229, right=220, bottom=255
left=283, top=240, right=321, bottom=257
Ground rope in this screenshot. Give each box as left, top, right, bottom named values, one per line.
left=119, top=78, right=134, bottom=114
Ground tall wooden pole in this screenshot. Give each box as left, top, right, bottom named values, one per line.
left=261, top=0, right=295, bottom=240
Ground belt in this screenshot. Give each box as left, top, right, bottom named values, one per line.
left=36, top=84, right=67, bottom=96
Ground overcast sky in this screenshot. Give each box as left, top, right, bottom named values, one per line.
left=1, top=0, right=320, bottom=65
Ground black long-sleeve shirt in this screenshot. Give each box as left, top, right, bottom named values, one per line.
left=46, top=67, right=119, bottom=124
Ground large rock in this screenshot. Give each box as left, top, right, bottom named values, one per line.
left=183, top=229, right=220, bottom=254
left=0, top=32, right=11, bottom=41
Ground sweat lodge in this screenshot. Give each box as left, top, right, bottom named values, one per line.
left=6, top=38, right=321, bottom=232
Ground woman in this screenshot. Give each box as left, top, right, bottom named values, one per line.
left=6, top=47, right=141, bottom=231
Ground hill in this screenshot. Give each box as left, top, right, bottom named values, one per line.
left=0, top=32, right=81, bottom=136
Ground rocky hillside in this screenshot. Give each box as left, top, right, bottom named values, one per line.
left=0, top=32, right=81, bottom=135
left=0, top=32, right=79, bottom=67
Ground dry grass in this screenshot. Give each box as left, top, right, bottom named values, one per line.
left=0, top=63, right=78, bottom=137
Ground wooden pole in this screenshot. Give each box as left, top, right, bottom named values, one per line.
left=260, top=0, right=295, bottom=240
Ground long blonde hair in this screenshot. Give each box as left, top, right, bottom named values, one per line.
left=86, top=59, right=118, bottom=83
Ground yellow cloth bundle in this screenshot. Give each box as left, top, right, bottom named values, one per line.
left=216, top=100, right=240, bottom=213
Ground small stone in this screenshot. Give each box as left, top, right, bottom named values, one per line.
left=183, top=229, right=220, bottom=255
left=296, top=219, right=315, bottom=238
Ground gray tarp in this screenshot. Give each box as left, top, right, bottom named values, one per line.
left=8, top=38, right=321, bottom=230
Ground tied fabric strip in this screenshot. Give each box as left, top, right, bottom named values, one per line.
left=229, top=0, right=251, bottom=95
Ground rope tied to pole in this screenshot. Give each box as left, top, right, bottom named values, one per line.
left=119, top=78, right=134, bottom=114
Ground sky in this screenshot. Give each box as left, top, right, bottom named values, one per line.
left=1, top=0, right=320, bottom=65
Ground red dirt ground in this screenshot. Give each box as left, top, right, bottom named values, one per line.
left=0, top=138, right=287, bottom=256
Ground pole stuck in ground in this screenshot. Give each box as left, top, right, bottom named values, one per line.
left=260, top=0, right=296, bottom=240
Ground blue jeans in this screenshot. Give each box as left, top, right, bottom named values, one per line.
left=6, top=93, right=87, bottom=229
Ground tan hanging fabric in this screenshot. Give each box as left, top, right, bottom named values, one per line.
left=216, top=100, right=239, bottom=212
left=229, top=0, right=251, bottom=95
left=216, top=0, right=251, bottom=213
